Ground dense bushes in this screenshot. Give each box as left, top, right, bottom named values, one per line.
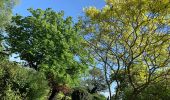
left=92, top=94, right=106, bottom=100
left=71, top=87, right=92, bottom=100
left=71, top=87, right=106, bottom=100
left=0, top=60, right=50, bottom=100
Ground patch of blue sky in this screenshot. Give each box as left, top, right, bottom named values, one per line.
left=13, top=0, right=105, bottom=20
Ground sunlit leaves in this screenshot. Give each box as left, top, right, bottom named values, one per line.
left=5, top=8, right=89, bottom=88
left=83, top=0, right=170, bottom=99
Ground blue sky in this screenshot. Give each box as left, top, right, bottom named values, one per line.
left=13, top=0, right=105, bottom=20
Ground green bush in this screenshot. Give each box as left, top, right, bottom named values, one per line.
left=0, top=61, right=50, bottom=100
left=92, top=94, right=106, bottom=100
left=71, top=87, right=92, bottom=100
left=54, top=92, right=71, bottom=100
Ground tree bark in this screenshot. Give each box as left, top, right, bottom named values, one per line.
left=48, top=88, right=58, bottom=100
left=104, top=56, right=112, bottom=100
left=90, top=86, right=98, bottom=94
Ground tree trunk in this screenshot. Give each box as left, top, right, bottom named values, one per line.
left=128, top=89, right=140, bottom=100
left=48, top=88, right=58, bottom=100
left=104, top=56, right=112, bottom=100
left=90, top=86, right=98, bottom=94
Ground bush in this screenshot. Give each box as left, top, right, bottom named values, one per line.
left=71, top=87, right=92, bottom=100
left=54, top=92, right=71, bottom=100
left=0, top=61, right=50, bottom=100
left=92, top=94, right=106, bottom=100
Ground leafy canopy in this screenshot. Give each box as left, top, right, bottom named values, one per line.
left=5, top=8, right=89, bottom=87
left=0, top=0, right=18, bottom=58
left=84, top=0, right=170, bottom=99
left=0, top=0, right=18, bottom=30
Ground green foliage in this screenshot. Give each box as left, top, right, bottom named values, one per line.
left=71, top=87, right=92, bottom=100
left=2, top=0, right=169, bottom=99
left=1, top=84, right=22, bottom=100
left=0, top=60, right=50, bottom=100
left=92, top=94, right=106, bottom=100
left=0, top=0, right=18, bottom=59
left=71, top=87, right=106, bottom=100
left=82, top=68, right=107, bottom=94
left=54, top=92, right=71, bottom=100
left=0, top=0, right=18, bottom=30
left=5, top=8, right=89, bottom=87
left=135, top=81, right=170, bottom=100
left=120, top=80, right=170, bottom=100
left=84, top=0, right=170, bottom=99
left=5, top=8, right=92, bottom=99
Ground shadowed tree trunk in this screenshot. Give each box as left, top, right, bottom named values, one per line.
left=48, top=84, right=70, bottom=100
left=48, top=87, right=58, bottom=100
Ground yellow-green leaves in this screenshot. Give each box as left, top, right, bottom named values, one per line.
left=83, top=0, right=170, bottom=99
left=84, top=7, right=100, bottom=19
left=0, top=0, right=18, bottom=28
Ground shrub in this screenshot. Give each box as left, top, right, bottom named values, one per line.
left=0, top=61, right=50, bottom=100
left=71, top=87, right=92, bottom=100
left=92, top=94, right=106, bottom=100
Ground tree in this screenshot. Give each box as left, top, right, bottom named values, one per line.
left=71, top=87, right=92, bottom=100
left=5, top=8, right=90, bottom=100
left=0, top=0, right=18, bottom=58
left=83, top=0, right=170, bottom=99
left=82, top=68, right=107, bottom=94
left=120, top=73, right=170, bottom=100
left=0, top=0, right=18, bottom=30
